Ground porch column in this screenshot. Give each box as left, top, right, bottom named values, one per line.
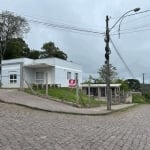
left=98, top=87, right=101, bottom=98
left=105, top=87, right=107, bottom=97
left=118, top=87, right=120, bottom=103
left=114, top=88, right=116, bottom=103
left=45, top=72, right=48, bottom=96
left=20, top=62, right=24, bottom=90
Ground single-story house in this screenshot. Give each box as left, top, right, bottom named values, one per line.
left=1, top=57, right=82, bottom=88
left=82, top=83, right=121, bottom=103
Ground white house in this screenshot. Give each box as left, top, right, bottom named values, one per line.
left=1, top=57, right=82, bottom=88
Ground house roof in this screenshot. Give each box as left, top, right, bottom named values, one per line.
left=82, top=84, right=121, bottom=88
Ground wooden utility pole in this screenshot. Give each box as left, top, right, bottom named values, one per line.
left=105, top=16, right=111, bottom=110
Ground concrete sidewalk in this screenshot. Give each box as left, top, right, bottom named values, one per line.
left=0, top=89, right=136, bottom=115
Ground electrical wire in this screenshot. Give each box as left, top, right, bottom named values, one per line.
left=111, top=27, right=150, bottom=36
left=27, top=18, right=105, bottom=36
left=2, top=9, right=150, bottom=38
left=110, top=38, right=134, bottom=78
left=0, top=9, right=105, bottom=36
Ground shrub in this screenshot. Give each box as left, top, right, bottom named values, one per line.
left=132, top=93, right=145, bottom=103
left=143, top=93, right=150, bottom=103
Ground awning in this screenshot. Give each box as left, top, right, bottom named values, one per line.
left=24, top=63, right=54, bottom=68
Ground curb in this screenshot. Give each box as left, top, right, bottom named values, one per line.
left=0, top=99, right=138, bottom=116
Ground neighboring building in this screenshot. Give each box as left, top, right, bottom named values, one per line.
left=82, top=83, right=121, bottom=97
left=82, top=83, right=132, bottom=103
left=1, top=58, right=82, bottom=88
left=82, top=83, right=121, bottom=103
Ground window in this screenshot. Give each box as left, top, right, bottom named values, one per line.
left=36, top=72, right=44, bottom=84
left=67, top=72, right=71, bottom=80
left=10, top=74, right=17, bottom=84
left=75, top=73, right=78, bottom=80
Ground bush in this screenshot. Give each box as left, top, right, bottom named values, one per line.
left=143, top=93, right=150, bottom=103
left=132, top=93, right=145, bottom=103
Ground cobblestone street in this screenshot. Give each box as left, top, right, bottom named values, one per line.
left=0, top=103, right=150, bottom=150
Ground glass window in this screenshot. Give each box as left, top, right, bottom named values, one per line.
left=9, top=74, right=17, bottom=84
left=75, top=73, right=78, bottom=80
left=36, top=72, right=44, bottom=84
left=67, top=72, right=71, bottom=80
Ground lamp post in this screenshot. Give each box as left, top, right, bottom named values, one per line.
left=105, top=8, right=140, bottom=110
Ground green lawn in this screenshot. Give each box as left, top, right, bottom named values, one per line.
left=25, top=87, right=106, bottom=108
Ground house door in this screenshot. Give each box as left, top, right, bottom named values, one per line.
left=8, top=71, right=19, bottom=88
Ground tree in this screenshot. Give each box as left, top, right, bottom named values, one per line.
left=28, top=50, right=40, bottom=59
left=83, top=75, right=94, bottom=84
left=98, top=64, right=118, bottom=83
left=125, top=79, right=141, bottom=91
left=40, top=41, right=68, bottom=60
left=3, top=38, right=30, bottom=59
left=115, top=79, right=129, bottom=92
left=0, top=11, right=30, bottom=60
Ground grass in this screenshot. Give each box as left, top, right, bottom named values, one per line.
left=132, top=93, right=146, bottom=103
left=25, top=87, right=106, bottom=108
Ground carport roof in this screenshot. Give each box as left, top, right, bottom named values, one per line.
left=24, top=63, right=54, bottom=68
left=82, top=84, right=121, bottom=88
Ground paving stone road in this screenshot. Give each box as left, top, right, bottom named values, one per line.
left=0, top=103, right=150, bottom=150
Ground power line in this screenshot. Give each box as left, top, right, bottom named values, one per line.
left=2, top=9, right=150, bottom=39
left=113, top=22, right=150, bottom=32
left=27, top=18, right=105, bottom=36
left=110, top=38, right=134, bottom=78
left=2, top=9, right=150, bottom=37
left=27, top=15, right=150, bottom=37
left=0, top=9, right=105, bottom=36
left=111, top=27, right=150, bottom=36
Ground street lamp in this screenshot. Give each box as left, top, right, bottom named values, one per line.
left=105, top=8, right=140, bottom=110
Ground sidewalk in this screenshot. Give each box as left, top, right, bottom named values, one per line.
left=0, top=89, right=136, bottom=115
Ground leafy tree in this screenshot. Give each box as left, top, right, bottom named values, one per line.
left=3, top=38, right=30, bottom=59
left=98, top=64, right=118, bottom=83
left=83, top=75, right=94, bottom=84
left=115, top=79, right=129, bottom=92
left=28, top=50, right=40, bottom=59
left=125, top=79, right=141, bottom=91
left=40, top=41, right=67, bottom=60
left=0, top=11, right=29, bottom=60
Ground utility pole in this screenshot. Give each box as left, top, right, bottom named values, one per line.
left=105, top=16, right=111, bottom=110
left=142, top=73, right=145, bottom=94
left=76, top=78, right=79, bottom=106
left=104, top=8, right=140, bottom=110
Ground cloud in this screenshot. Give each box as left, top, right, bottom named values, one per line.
left=1, top=0, right=150, bottom=82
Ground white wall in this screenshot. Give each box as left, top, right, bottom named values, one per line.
left=2, top=58, right=33, bottom=65
left=55, top=66, right=82, bottom=87
left=1, top=64, right=21, bottom=88
left=1, top=57, right=82, bottom=88
left=24, top=67, right=55, bottom=85
left=24, top=68, right=35, bottom=84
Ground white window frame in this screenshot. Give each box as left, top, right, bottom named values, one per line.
left=75, top=73, right=78, bottom=80
left=67, top=72, right=71, bottom=80
left=35, top=72, right=44, bottom=84
left=9, top=73, right=17, bottom=84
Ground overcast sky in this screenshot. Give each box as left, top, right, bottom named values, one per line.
left=1, top=0, right=150, bottom=82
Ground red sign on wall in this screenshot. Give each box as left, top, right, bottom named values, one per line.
left=69, top=79, right=76, bottom=88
